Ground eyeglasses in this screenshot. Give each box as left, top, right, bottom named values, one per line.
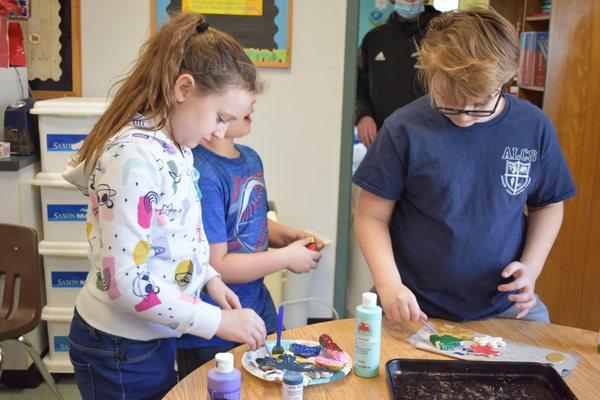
left=434, top=85, right=505, bottom=117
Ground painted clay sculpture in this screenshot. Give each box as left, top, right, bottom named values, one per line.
left=305, top=236, right=318, bottom=251
left=430, top=334, right=463, bottom=351
left=315, top=334, right=347, bottom=371
left=473, top=335, right=506, bottom=348
left=546, top=352, right=566, bottom=363
left=470, top=343, right=501, bottom=357
left=289, top=343, right=322, bottom=358
left=319, top=334, right=344, bottom=360
left=255, top=353, right=332, bottom=378
left=315, top=355, right=346, bottom=371
left=438, top=324, right=476, bottom=340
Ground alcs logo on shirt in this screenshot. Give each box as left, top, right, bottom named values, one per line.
left=501, top=147, right=538, bottom=196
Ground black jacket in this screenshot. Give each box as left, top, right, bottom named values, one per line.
left=355, top=6, right=441, bottom=129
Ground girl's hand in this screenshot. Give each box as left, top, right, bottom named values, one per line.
left=377, top=281, right=427, bottom=322
left=205, top=277, right=242, bottom=310
left=216, top=309, right=266, bottom=350
left=284, top=237, right=322, bottom=274
left=498, top=261, right=539, bottom=319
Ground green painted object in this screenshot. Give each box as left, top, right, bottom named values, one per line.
left=430, top=334, right=462, bottom=351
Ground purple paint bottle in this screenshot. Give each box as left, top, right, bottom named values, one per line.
left=207, top=353, right=241, bottom=400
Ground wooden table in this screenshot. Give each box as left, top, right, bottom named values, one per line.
left=165, top=318, right=600, bottom=399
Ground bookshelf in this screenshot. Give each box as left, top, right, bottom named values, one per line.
left=489, top=0, right=551, bottom=108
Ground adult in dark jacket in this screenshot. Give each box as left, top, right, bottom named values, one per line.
left=356, top=1, right=440, bottom=147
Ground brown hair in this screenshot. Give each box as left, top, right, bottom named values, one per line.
left=77, top=13, right=261, bottom=169
left=418, top=6, right=519, bottom=106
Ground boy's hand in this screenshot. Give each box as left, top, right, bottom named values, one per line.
left=498, top=261, right=538, bottom=319
left=215, top=309, right=266, bottom=351
left=357, top=115, right=377, bottom=147
left=205, top=277, right=242, bottom=310
left=281, top=227, right=325, bottom=251
left=284, top=237, right=322, bottom=274
left=378, top=282, right=427, bottom=322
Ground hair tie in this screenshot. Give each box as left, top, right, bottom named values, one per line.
left=196, top=22, right=210, bottom=33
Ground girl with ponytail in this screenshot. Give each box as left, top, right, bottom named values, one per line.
left=63, top=13, right=265, bottom=399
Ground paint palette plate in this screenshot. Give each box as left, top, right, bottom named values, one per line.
left=242, top=339, right=353, bottom=385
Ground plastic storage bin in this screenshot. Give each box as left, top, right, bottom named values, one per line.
left=32, top=172, right=88, bottom=242
left=41, top=306, right=74, bottom=373
left=31, top=97, right=108, bottom=173
left=40, top=240, right=90, bottom=307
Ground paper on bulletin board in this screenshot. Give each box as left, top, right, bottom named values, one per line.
left=182, top=0, right=263, bottom=16
left=26, top=0, right=62, bottom=81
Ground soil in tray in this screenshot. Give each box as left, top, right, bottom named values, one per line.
left=391, top=371, right=562, bottom=400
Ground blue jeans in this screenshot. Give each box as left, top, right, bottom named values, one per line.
left=492, top=294, right=550, bottom=323
left=69, top=309, right=177, bottom=400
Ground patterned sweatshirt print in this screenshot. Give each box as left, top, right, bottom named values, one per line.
left=63, top=122, right=222, bottom=341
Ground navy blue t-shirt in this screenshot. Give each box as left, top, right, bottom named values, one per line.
left=178, top=144, right=278, bottom=349
left=352, top=94, right=575, bottom=321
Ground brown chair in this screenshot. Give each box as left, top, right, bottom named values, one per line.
left=0, top=223, right=63, bottom=399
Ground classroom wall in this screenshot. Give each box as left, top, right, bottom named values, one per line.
left=80, top=0, right=347, bottom=318
left=81, top=0, right=151, bottom=96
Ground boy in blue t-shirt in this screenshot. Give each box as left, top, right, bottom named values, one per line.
left=353, top=8, right=575, bottom=324
left=177, top=105, right=324, bottom=378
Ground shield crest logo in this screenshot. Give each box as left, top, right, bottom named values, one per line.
left=501, top=160, right=531, bottom=196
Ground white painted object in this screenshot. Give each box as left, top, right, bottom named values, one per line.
left=31, top=97, right=108, bottom=173
left=474, top=335, right=505, bottom=348
left=32, top=172, right=88, bottom=242
left=40, top=240, right=90, bottom=307
left=41, top=306, right=74, bottom=369
left=474, top=335, right=490, bottom=347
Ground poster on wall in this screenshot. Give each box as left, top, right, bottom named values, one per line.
left=27, top=0, right=81, bottom=98
left=151, top=0, right=292, bottom=68
left=359, top=0, right=394, bottom=44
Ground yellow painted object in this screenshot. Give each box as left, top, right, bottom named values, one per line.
left=264, top=209, right=283, bottom=306
left=438, top=324, right=476, bottom=340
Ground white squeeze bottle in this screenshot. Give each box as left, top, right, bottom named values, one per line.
left=354, top=292, right=382, bottom=377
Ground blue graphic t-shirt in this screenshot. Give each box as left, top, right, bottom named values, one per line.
left=178, top=144, right=278, bottom=348
left=353, top=94, right=575, bottom=321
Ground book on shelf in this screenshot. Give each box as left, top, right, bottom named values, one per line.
left=534, top=32, right=549, bottom=87
left=542, top=0, right=553, bottom=14
left=519, top=32, right=534, bottom=86
left=519, top=31, right=548, bottom=88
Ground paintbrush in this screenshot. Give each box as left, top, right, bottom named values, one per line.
left=263, top=343, right=271, bottom=358
left=272, top=305, right=285, bottom=355
left=421, top=318, right=438, bottom=335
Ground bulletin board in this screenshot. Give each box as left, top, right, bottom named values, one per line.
left=27, top=0, right=82, bottom=99
left=151, top=0, right=293, bottom=68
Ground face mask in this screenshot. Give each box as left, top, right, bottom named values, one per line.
left=394, top=0, right=425, bottom=20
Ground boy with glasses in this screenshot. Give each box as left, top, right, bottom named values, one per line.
left=353, top=7, right=575, bottom=324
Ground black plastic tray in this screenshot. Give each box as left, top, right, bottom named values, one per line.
left=386, top=359, right=577, bottom=400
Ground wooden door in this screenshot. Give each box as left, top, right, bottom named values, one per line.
left=537, top=0, right=600, bottom=331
